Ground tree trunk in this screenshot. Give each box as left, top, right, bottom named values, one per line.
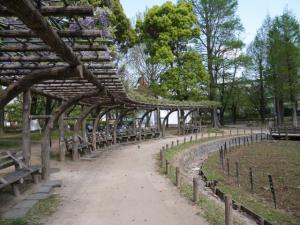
left=231, top=104, right=237, bottom=124
left=0, top=107, right=4, bottom=135
left=258, top=61, right=266, bottom=123
left=292, top=100, right=298, bottom=127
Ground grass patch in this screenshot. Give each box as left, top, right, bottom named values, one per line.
left=0, top=194, right=60, bottom=225
left=202, top=141, right=300, bottom=225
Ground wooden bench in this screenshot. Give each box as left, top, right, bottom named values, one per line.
left=0, top=151, right=41, bottom=197
left=270, top=127, right=300, bottom=139
left=64, top=136, right=91, bottom=155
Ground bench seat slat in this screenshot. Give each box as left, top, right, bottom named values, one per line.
left=0, top=166, right=40, bottom=189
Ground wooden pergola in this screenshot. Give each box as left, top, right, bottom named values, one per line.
left=0, top=0, right=216, bottom=180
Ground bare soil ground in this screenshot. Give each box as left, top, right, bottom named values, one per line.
left=220, top=141, right=300, bottom=221
left=44, top=136, right=209, bottom=225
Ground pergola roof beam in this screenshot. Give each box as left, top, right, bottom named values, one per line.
left=0, top=6, right=94, bottom=17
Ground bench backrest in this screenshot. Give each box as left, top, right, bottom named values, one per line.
left=0, top=151, right=23, bottom=171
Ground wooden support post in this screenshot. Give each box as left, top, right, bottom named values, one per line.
left=225, top=194, right=233, bottom=225
left=12, top=183, right=21, bottom=197
left=268, top=174, right=277, bottom=209
left=58, top=110, right=66, bottom=161
left=22, top=90, right=31, bottom=166
left=32, top=173, right=40, bottom=184
left=193, top=177, right=199, bottom=203
left=177, top=109, right=181, bottom=135
left=235, top=161, right=240, bottom=187
left=175, top=167, right=180, bottom=187
left=249, top=167, right=254, bottom=194
left=166, top=144, right=169, bottom=150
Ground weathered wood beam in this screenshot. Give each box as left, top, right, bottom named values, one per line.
left=0, top=30, right=111, bottom=38
left=0, top=6, right=94, bottom=17
left=0, top=69, right=117, bottom=76
left=0, top=66, right=81, bottom=108
left=0, top=63, right=115, bottom=70
left=0, top=55, right=111, bottom=62
left=0, top=44, right=108, bottom=52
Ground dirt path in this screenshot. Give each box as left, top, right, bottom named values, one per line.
left=45, top=136, right=209, bottom=225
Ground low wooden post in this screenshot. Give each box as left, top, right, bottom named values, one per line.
left=175, top=167, right=180, bottom=187
left=268, top=174, right=277, bottom=209
left=171, top=141, right=174, bottom=148
left=177, top=139, right=179, bottom=145
left=226, top=158, right=230, bottom=176
left=195, top=133, right=198, bottom=140
left=238, top=137, right=241, bottom=147
left=230, top=129, right=232, bottom=136
left=184, top=137, right=186, bottom=143
left=235, top=161, right=240, bottom=187
left=225, top=194, right=233, bottom=225
left=237, top=128, right=239, bottom=135
left=193, top=177, right=199, bottom=203
left=244, top=128, right=246, bottom=134
left=160, top=149, right=165, bottom=168
left=190, top=136, right=193, bottom=142
left=249, top=167, right=254, bottom=194
left=165, top=160, right=169, bottom=175
left=160, top=149, right=164, bottom=163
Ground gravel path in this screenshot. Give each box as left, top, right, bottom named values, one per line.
left=45, top=136, right=209, bottom=225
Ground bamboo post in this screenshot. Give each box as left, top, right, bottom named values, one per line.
left=268, top=174, right=277, bottom=209
left=235, top=161, right=240, bottom=187
left=193, top=177, right=199, bottom=203
left=22, top=90, right=32, bottom=166
left=225, top=194, right=233, bottom=225
left=249, top=167, right=254, bottom=194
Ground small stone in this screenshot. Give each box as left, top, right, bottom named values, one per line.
left=2, top=208, right=30, bottom=219
left=14, top=200, right=38, bottom=209
left=26, top=193, right=50, bottom=200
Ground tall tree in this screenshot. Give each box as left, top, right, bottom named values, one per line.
left=267, top=11, right=300, bottom=126
left=247, top=16, right=272, bottom=123
left=187, top=0, right=244, bottom=126
left=136, top=1, right=207, bottom=100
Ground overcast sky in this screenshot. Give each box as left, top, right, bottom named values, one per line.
left=120, top=0, right=300, bottom=45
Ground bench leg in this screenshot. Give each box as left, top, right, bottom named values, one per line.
left=32, top=173, right=40, bottom=184
left=12, top=183, right=21, bottom=197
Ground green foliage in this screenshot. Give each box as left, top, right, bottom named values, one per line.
left=136, top=1, right=200, bottom=65
left=159, top=51, right=209, bottom=100
left=136, top=1, right=208, bottom=100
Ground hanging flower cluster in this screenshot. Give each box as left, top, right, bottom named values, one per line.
left=68, top=7, right=112, bottom=39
